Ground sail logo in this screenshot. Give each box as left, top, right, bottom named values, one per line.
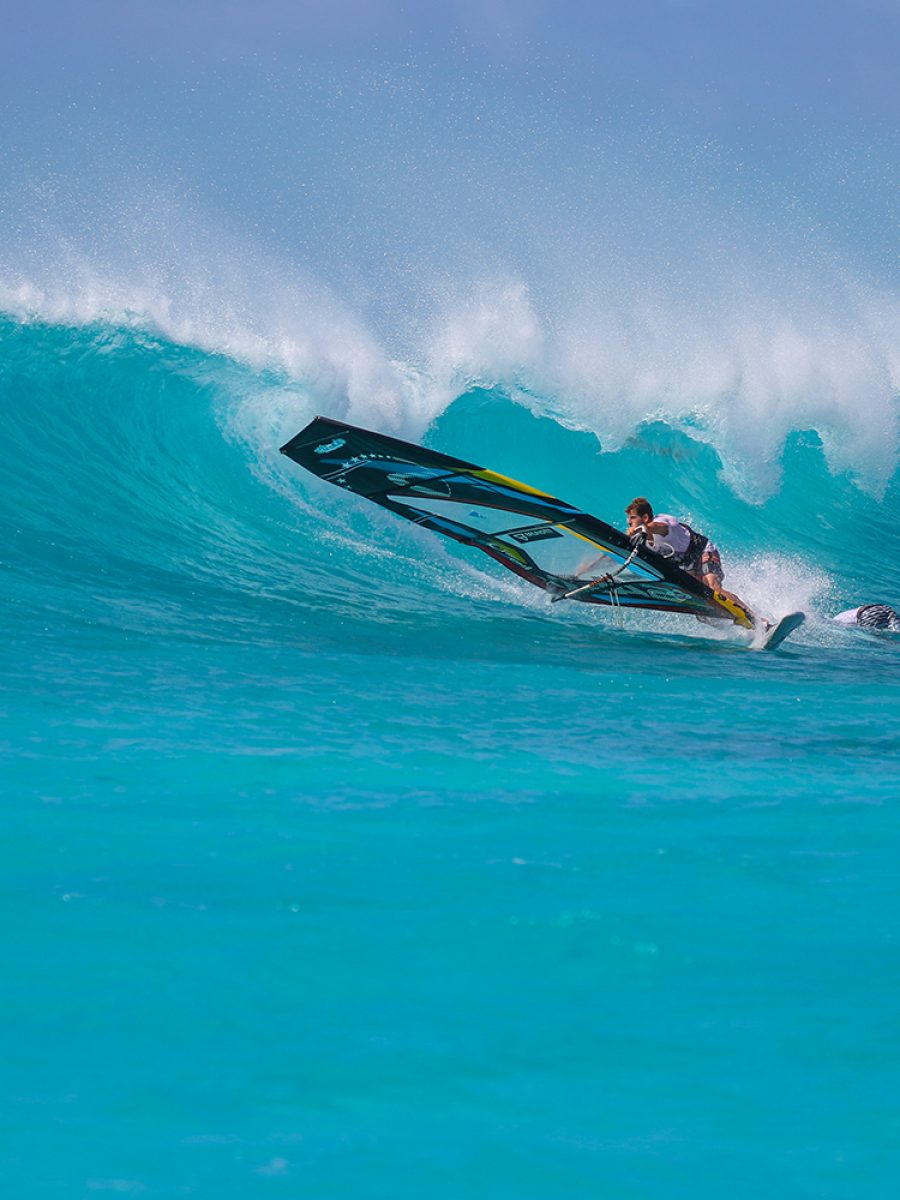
left=314, top=438, right=346, bottom=455
left=508, top=524, right=563, bottom=544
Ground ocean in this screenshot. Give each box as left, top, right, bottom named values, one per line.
left=2, top=18, right=900, bottom=1198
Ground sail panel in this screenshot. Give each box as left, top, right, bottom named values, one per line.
left=280, top=417, right=733, bottom=620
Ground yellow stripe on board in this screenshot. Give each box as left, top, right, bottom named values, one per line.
left=712, top=592, right=755, bottom=628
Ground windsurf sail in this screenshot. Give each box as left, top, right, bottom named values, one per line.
left=280, top=417, right=753, bottom=627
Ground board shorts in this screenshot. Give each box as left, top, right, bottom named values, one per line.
left=680, top=525, right=724, bottom=587
left=700, top=543, right=724, bottom=586
left=857, top=604, right=900, bottom=631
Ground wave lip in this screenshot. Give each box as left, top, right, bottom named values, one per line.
left=4, top=248, right=897, bottom=502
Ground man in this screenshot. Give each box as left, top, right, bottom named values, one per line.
left=832, top=604, right=900, bottom=632
left=624, top=496, right=753, bottom=618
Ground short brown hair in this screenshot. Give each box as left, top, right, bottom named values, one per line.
left=625, top=496, right=653, bottom=519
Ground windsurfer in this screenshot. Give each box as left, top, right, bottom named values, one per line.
left=624, top=496, right=755, bottom=621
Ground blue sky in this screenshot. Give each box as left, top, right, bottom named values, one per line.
left=2, top=2, right=896, bottom=318
left=4, top=0, right=898, bottom=131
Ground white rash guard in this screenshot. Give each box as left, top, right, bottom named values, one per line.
left=647, top=514, right=692, bottom=560
left=832, top=608, right=861, bottom=625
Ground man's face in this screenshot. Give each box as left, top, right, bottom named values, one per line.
left=626, top=509, right=649, bottom=531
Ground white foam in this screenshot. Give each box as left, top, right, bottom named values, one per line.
left=725, top=552, right=833, bottom=624
left=1, top=162, right=898, bottom=500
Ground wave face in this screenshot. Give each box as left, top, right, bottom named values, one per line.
left=3, top=313, right=897, bottom=643
left=4, top=17, right=900, bottom=1197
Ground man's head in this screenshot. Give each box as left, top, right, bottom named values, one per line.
left=625, top=497, right=653, bottom=530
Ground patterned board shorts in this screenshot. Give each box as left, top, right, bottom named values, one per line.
left=700, top=545, right=724, bottom=586
left=858, top=604, right=900, bottom=631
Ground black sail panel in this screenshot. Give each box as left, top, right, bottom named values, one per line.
left=280, top=417, right=747, bottom=623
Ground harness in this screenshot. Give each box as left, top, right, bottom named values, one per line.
left=674, top=522, right=709, bottom=575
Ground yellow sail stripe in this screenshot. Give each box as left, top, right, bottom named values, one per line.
left=468, top=468, right=556, bottom=499
left=564, top=527, right=616, bottom=552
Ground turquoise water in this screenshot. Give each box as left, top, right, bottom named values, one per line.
left=2, top=9, right=900, bottom=1189
left=3, top=312, right=899, bottom=1196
